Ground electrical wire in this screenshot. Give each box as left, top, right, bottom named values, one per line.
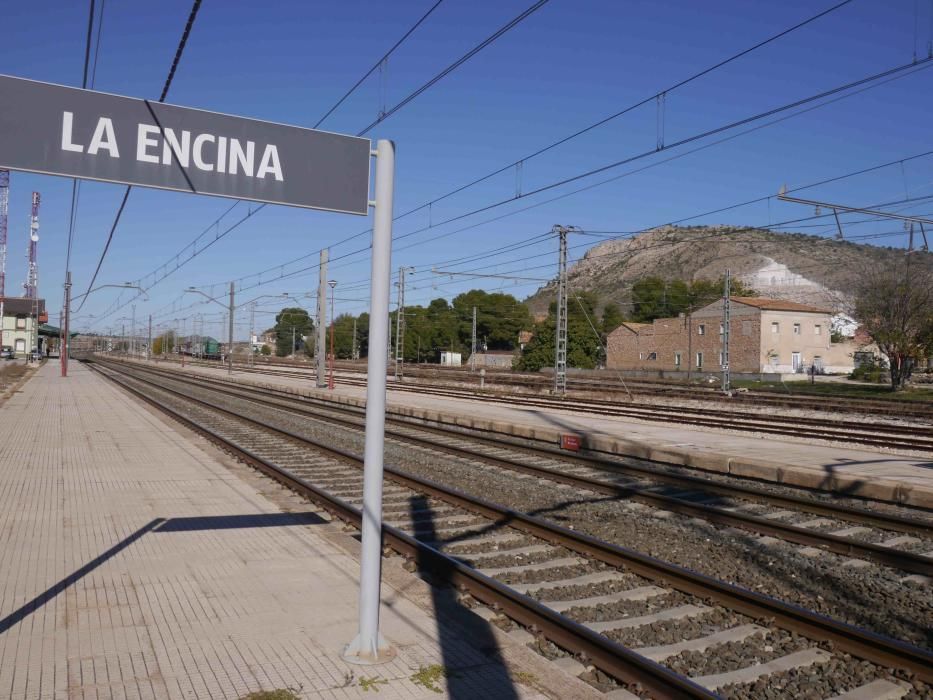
left=90, top=0, right=855, bottom=317
left=74, top=0, right=203, bottom=313
left=356, top=0, right=551, bottom=136
left=314, top=0, right=447, bottom=129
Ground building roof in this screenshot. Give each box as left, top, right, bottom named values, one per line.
left=730, top=296, right=830, bottom=313
left=0, top=296, right=46, bottom=315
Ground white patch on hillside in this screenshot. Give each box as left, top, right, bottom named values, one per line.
left=739, top=258, right=841, bottom=307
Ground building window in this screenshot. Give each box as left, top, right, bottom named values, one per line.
left=719, top=323, right=724, bottom=335
left=638, top=352, right=643, bottom=360
left=674, top=352, right=681, bottom=367
left=718, top=351, right=724, bottom=366
left=698, top=324, right=705, bottom=336
left=15, top=315, right=26, bottom=330
left=771, top=322, right=779, bottom=334
left=696, top=352, right=703, bottom=368
left=793, top=323, right=801, bottom=335
left=742, top=320, right=752, bottom=336
left=646, top=352, right=657, bottom=361
left=814, top=324, right=822, bottom=335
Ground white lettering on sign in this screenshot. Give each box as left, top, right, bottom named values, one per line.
left=60, top=112, right=284, bottom=181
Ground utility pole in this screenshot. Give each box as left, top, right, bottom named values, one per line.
left=249, top=302, right=256, bottom=367
left=62, top=271, right=71, bottom=374
left=228, top=281, right=234, bottom=375
left=131, top=304, right=136, bottom=358
left=552, top=225, right=573, bottom=396
left=721, top=269, right=731, bottom=393
left=352, top=316, right=358, bottom=360
left=147, top=314, right=152, bottom=362
left=316, top=248, right=329, bottom=387
left=470, top=305, right=477, bottom=372
left=394, top=266, right=413, bottom=381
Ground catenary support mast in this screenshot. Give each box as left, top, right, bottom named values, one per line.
left=316, top=249, right=328, bottom=387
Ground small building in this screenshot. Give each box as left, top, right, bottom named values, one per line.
left=606, top=297, right=859, bottom=376
left=1, top=296, right=48, bottom=358
left=440, top=351, right=462, bottom=367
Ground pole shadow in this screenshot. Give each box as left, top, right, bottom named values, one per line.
left=409, top=494, right=519, bottom=699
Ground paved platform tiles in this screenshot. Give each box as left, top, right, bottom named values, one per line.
left=168, top=360, right=933, bottom=508
left=0, top=363, right=566, bottom=700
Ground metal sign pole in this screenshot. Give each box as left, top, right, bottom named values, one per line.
left=344, top=139, right=396, bottom=665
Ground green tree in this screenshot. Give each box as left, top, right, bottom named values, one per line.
left=630, top=276, right=756, bottom=322
left=601, top=303, right=624, bottom=334
left=853, top=259, right=933, bottom=389
left=515, top=292, right=602, bottom=371
left=151, top=331, right=175, bottom=355
left=260, top=344, right=272, bottom=356
left=273, top=307, right=313, bottom=357
left=451, top=289, right=533, bottom=353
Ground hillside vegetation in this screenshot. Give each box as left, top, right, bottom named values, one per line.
left=525, top=225, right=931, bottom=317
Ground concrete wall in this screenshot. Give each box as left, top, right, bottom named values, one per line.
left=470, top=352, right=516, bottom=369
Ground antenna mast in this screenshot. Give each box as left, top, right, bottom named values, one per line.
left=25, top=192, right=39, bottom=299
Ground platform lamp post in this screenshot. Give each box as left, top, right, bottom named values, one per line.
left=328, top=280, right=337, bottom=389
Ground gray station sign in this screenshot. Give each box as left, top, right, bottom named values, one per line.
left=0, top=74, right=371, bottom=215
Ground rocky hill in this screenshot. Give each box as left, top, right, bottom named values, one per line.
left=525, top=225, right=931, bottom=317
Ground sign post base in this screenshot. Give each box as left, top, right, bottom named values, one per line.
left=342, top=633, right=397, bottom=666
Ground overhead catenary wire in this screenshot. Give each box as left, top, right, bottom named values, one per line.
left=83, top=0, right=861, bottom=321
left=314, top=0, right=447, bottom=129
left=190, top=59, right=932, bottom=305
left=356, top=0, right=551, bottom=136
left=74, top=0, right=203, bottom=313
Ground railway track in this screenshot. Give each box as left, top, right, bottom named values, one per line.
left=137, top=355, right=933, bottom=453
left=95, top=358, right=933, bottom=575
left=146, top=354, right=933, bottom=420
left=87, top=358, right=933, bottom=699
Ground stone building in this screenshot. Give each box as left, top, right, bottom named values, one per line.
left=606, top=297, right=858, bottom=376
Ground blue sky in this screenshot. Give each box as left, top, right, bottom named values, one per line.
left=1, top=0, right=931, bottom=340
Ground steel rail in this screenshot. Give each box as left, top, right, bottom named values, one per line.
left=148, top=353, right=933, bottom=418
left=100, top=358, right=933, bottom=534
left=93, top=356, right=933, bottom=532
left=110, top=356, right=933, bottom=450
left=86, top=361, right=715, bottom=699
left=88, top=359, right=933, bottom=683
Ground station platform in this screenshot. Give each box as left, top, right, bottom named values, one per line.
left=168, top=360, right=933, bottom=509
left=0, top=362, right=582, bottom=700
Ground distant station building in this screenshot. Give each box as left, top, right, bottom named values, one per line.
left=606, top=297, right=862, bottom=376
left=0, top=296, right=49, bottom=358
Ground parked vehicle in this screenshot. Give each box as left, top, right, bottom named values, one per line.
left=0, top=346, right=14, bottom=360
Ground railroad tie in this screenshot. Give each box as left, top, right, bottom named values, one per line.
left=509, top=570, right=620, bottom=594
left=479, top=556, right=584, bottom=577
left=455, top=544, right=553, bottom=562
left=691, top=648, right=832, bottom=690
left=830, top=526, right=872, bottom=537
left=879, top=535, right=920, bottom=548
left=826, top=679, right=909, bottom=700
left=583, top=604, right=709, bottom=633
left=633, top=624, right=768, bottom=662
left=545, top=585, right=667, bottom=612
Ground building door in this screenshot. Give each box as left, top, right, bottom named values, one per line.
left=15, top=339, right=25, bottom=355
left=791, top=352, right=802, bottom=371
